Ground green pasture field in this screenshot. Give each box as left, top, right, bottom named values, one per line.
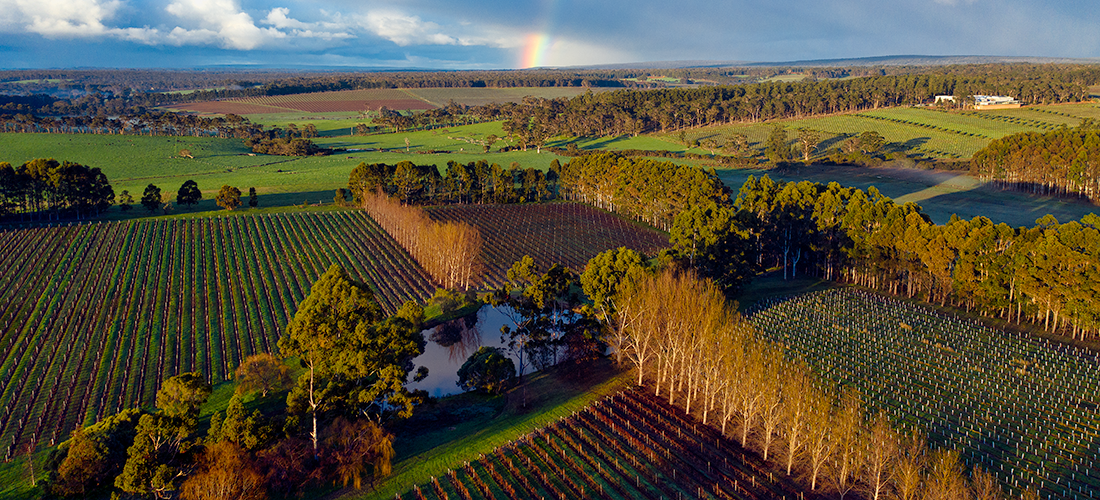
left=553, top=133, right=685, bottom=151
left=245, top=111, right=367, bottom=136
left=0, top=126, right=571, bottom=209
left=859, top=107, right=1043, bottom=137
left=3, top=79, right=67, bottom=84
left=0, top=120, right=711, bottom=217
left=7, top=101, right=1100, bottom=224
left=5, top=124, right=699, bottom=218
left=760, top=74, right=809, bottom=82
left=671, top=104, right=1100, bottom=160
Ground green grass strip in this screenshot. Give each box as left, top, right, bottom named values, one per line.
left=350, top=360, right=632, bottom=500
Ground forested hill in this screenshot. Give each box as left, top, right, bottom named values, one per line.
left=480, top=67, right=1099, bottom=140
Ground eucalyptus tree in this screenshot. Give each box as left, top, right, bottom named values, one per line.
left=141, top=183, right=162, bottom=213
left=278, top=265, right=426, bottom=451
left=176, top=180, right=201, bottom=208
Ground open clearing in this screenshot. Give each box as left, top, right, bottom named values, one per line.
left=0, top=128, right=570, bottom=205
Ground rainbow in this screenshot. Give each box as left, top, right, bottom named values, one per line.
left=521, top=33, right=552, bottom=68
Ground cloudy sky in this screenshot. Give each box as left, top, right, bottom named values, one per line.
left=1, top=0, right=1098, bottom=69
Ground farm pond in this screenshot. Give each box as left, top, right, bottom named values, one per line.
left=408, top=305, right=543, bottom=398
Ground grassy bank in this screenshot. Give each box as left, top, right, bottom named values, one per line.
left=347, top=357, right=631, bottom=500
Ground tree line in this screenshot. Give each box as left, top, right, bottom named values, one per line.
left=0, top=111, right=262, bottom=139
left=556, top=153, right=729, bottom=231
left=8, top=63, right=1096, bottom=110
left=471, top=70, right=1094, bottom=139
left=41, top=265, right=428, bottom=499
left=971, top=120, right=1100, bottom=202
left=0, top=158, right=114, bottom=220
left=368, top=102, right=485, bottom=133
left=667, top=173, right=1100, bottom=340
left=586, top=256, right=1032, bottom=499
left=0, top=69, right=626, bottom=117
left=348, top=159, right=553, bottom=206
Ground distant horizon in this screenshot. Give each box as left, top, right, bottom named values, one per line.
left=5, top=54, right=1100, bottom=73
left=1, top=0, right=1098, bottom=70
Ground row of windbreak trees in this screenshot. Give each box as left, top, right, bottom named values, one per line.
left=472, top=69, right=1093, bottom=139
left=360, top=190, right=481, bottom=290
left=0, top=111, right=263, bottom=138
left=348, top=160, right=554, bottom=206
left=0, top=158, right=114, bottom=219
left=591, top=260, right=1017, bottom=499
left=971, top=121, right=1100, bottom=202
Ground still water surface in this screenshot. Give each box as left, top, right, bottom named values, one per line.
left=407, top=305, right=528, bottom=398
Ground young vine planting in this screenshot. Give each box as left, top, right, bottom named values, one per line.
left=749, top=289, right=1100, bottom=498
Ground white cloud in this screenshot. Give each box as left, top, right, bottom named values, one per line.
left=361, top=11, right=458, bottom=46
left=0, top=0, right=531, bottom=55
left=165, top=0, right=284, bottom=49
left=265, top=7, right=309, bottom=30
left=1, top=0, right=115, bottom=36
left=0, top=0, right=170, bottom=45
left=262, top=7, right=354, bottom=40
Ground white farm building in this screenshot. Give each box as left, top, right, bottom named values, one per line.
left=972, top=95, right=1021, bottom=110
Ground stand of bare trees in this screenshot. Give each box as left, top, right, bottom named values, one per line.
left=614, top=266, right=1026, bottom=500
left=361, top=190, right=481, bottom=290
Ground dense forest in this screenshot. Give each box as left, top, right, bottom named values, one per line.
left=558, top=153, right=1100, bottom=340
left=348, top=159, right=554, bottom=206
left=971, top=121, right=1100, bottom=202
left=556, top=153, right=729, bottom=230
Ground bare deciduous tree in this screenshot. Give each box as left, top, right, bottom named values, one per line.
left=862, top=411, right=900, bottom=500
